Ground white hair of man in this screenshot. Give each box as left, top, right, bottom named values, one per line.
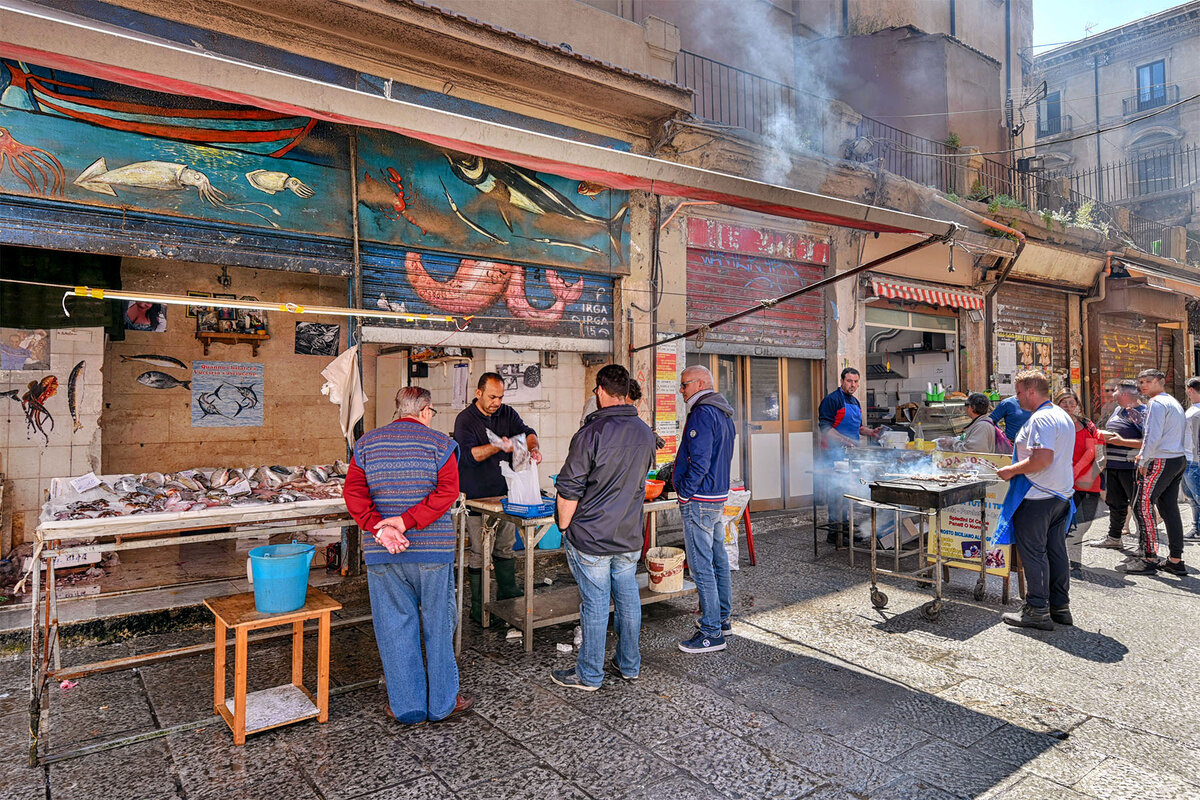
left=395, top=386, right=432, bottom=418
left=681, top=364, right=715, bottom=390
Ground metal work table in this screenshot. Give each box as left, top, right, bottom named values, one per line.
left=465, top=497, right=693, bottom=652
left=27, top=499, right=354, bottom=765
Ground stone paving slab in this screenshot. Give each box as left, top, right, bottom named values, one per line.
left=1, top=507, right=1199, bottom=798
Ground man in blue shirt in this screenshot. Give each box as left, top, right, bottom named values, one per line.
left=818, top=367, right=879, bottom=543
left=990, top=394, right=1032, bottom=439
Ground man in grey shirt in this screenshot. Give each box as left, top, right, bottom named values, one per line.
left=1123, top=369, right=1187, bottom=575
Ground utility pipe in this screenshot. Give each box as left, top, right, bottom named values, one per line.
left=1080, top=252, right=1118, bottom=415
left=659, top=200, right=717, bottom=231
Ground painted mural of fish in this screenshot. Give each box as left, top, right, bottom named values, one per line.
left=137, top=371, right=191, bottom=390
left=442, top=153, right=628, bottom=254
left=121, top=353, right=189, bottom=369
left=68, top=360, right=85, bottom=433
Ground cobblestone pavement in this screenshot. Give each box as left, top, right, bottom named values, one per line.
left=2, top=507, right=1199, bottom=799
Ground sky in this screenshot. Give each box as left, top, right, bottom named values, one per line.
left=1031, top=0, right=1185, bottom=55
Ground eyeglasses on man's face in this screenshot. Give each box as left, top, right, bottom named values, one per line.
left=680, top=378, right=700, bottom=391
left=422, top=405, right=438, bottom=416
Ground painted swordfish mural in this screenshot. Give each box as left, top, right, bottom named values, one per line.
left=355, top=128, right=631, bottom=275
left=0, top=59, right=347, bottom=235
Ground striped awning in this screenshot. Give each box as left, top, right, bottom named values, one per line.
left=871, top=278, right=985, bottom=310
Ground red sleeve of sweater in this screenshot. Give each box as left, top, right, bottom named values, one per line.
left=343, top=457, right=383, bottom=533
left=401, top=453, right=460, bottom=531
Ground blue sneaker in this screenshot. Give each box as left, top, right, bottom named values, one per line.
left=678, top=630, right=726, bottom=653
left=696, top=618, right=733, bottom=636
left=551, top=668, right=600, bottom=691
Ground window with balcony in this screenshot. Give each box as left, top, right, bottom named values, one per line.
left=1136, top=150, right=1173, bottom=195
left=1136, top=60, right=1167, bottom=111
left=1036, top=91, right=1062, bottom=137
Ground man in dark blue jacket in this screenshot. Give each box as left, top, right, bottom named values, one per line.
left=675, top=365, right=737, bottom=654
left=552, top=364, right=656, bottom=690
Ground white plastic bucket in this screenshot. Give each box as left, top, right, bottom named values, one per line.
left=646, top=546, right=685, bottom=593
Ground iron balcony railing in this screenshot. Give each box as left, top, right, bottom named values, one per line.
left=1123, top=83, right=1180, bottom=116
left=1059, top=143, right=1200, bottom=205
left=1035, top=114, right=1071, bottom=139
left=674, top=50, right=799, bottom=140
left=853, top=115, right=959, bottom=194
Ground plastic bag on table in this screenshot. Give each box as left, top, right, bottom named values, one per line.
left=499, top=460, right=542, bottom=506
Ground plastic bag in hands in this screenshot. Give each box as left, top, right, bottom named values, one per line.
left=486, top=429, right=532, bottom=471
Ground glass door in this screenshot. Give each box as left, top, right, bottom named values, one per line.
left=746, top=357, right=784, bottom=511
left=784, top=358, right=817, bottom=505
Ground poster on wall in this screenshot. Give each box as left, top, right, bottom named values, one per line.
left=654, top=338, right=682, bottom=465
left=0, top=327, right=50, bottom=370
left=994, top=331, right=1052, bottom=394
left=191, top=361, right=264, bottom=427
left=295, top=322, right=340, bottom=356
left=496, top=362, right=541, bottom=404
left=123, top=301, right=167, bottom=332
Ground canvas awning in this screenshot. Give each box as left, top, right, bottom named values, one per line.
left=0, top=0, right=960, bottom=239
left=871, top=278, right=985, bottom=310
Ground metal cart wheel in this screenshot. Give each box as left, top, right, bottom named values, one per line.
left=870, top=588, right=889, bottom=609
left=921, top=599, right=943, bottom=620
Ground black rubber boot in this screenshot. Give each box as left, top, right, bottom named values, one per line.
left=1049, top=605, right=1073, bottom=626
left=493, top=557, right=524, bottom=600
left=1001, top=603, right=1054, bottom=630
left=468, top=568, right=483, bottom=624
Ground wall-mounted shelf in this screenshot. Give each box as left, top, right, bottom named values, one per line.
left=196, top=332, right=270, bottom=357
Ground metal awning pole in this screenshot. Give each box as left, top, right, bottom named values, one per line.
left=632, top=233, right=950, bottom=353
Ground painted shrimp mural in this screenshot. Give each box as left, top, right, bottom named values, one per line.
left=404, top=252, right=586, bottom=329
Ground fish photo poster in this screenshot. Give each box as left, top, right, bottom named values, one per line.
left=295, top=322, right=340, bottom=356
left=191, top=361, right=265, bottom=427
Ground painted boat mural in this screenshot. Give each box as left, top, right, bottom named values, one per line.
left=2, top=61, right=316, bottom=157
left=0, top=55, right=629, bottom=308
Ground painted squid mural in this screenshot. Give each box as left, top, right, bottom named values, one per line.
left=370, top=250, right=610, bottom=339
left=403, top=253, right=584, bottom=330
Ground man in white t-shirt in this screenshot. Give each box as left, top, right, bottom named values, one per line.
left=996, top=370, right=1077, bottom=630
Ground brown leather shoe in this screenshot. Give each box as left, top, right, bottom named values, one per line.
left=384, top=705, right=425, bottom=726
left=432, top=693, right=474, bottom=722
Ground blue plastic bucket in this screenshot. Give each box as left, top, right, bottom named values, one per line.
left=537, top=523, right=562, bottom=550
left=248, top=542, right=314, bottom=613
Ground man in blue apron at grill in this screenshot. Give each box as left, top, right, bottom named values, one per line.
left=995, top=370, right=1077, bottom=630
left=818, top=367, right=880, bottom=544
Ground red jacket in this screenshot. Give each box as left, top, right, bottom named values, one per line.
left=1072, top=420, right=1102, bottom=493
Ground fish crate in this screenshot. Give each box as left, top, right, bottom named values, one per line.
left=501, top=500, right=555, bottom=519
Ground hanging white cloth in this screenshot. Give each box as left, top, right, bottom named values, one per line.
left=320, top=344, right=366, bottom=447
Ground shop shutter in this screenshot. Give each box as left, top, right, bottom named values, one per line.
left=359, top=246, right=614, bottom=350
left=994, top=282, right=1069, bottom=373
left=1095, top=315, right=1157, bottom=418
left=685, top=248, right=825, bottom=358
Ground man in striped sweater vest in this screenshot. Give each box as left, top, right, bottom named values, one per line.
left=344, top=386, right=473, bottom=724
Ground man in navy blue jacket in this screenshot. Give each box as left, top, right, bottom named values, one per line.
left=675, top=365, right=737, bottom=654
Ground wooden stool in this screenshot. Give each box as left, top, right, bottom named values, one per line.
left=204, top=587, right=342, bottom=745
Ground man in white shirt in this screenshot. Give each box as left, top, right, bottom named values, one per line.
left=1123, top=369, right=1188, bottom=575
left=996, top=370, right=1077, bottom=629
left=1182, top=377, right=1200, bottom=542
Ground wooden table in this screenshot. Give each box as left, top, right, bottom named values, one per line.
left=465, top=497, right=693, bottom=652
left=205, top=587, right=342, bottom=745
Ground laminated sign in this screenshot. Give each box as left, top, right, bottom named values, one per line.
left=928, top=451, right=1012, bottom=577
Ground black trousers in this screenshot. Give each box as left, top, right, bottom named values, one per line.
left=1134, top=456, right=1186, bottom=560
left=1104, top=468, right=1141, bottom=541
left=1012, top=496, right=1072, bottom=609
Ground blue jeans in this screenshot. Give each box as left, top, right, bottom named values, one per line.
left=366, top=561, right=459, bottom=723
left=565, top=540, right=641, bottom=687
left=680, top=501, right=731, bottom=638
left=1183, top=462, right=1200, bottom=535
